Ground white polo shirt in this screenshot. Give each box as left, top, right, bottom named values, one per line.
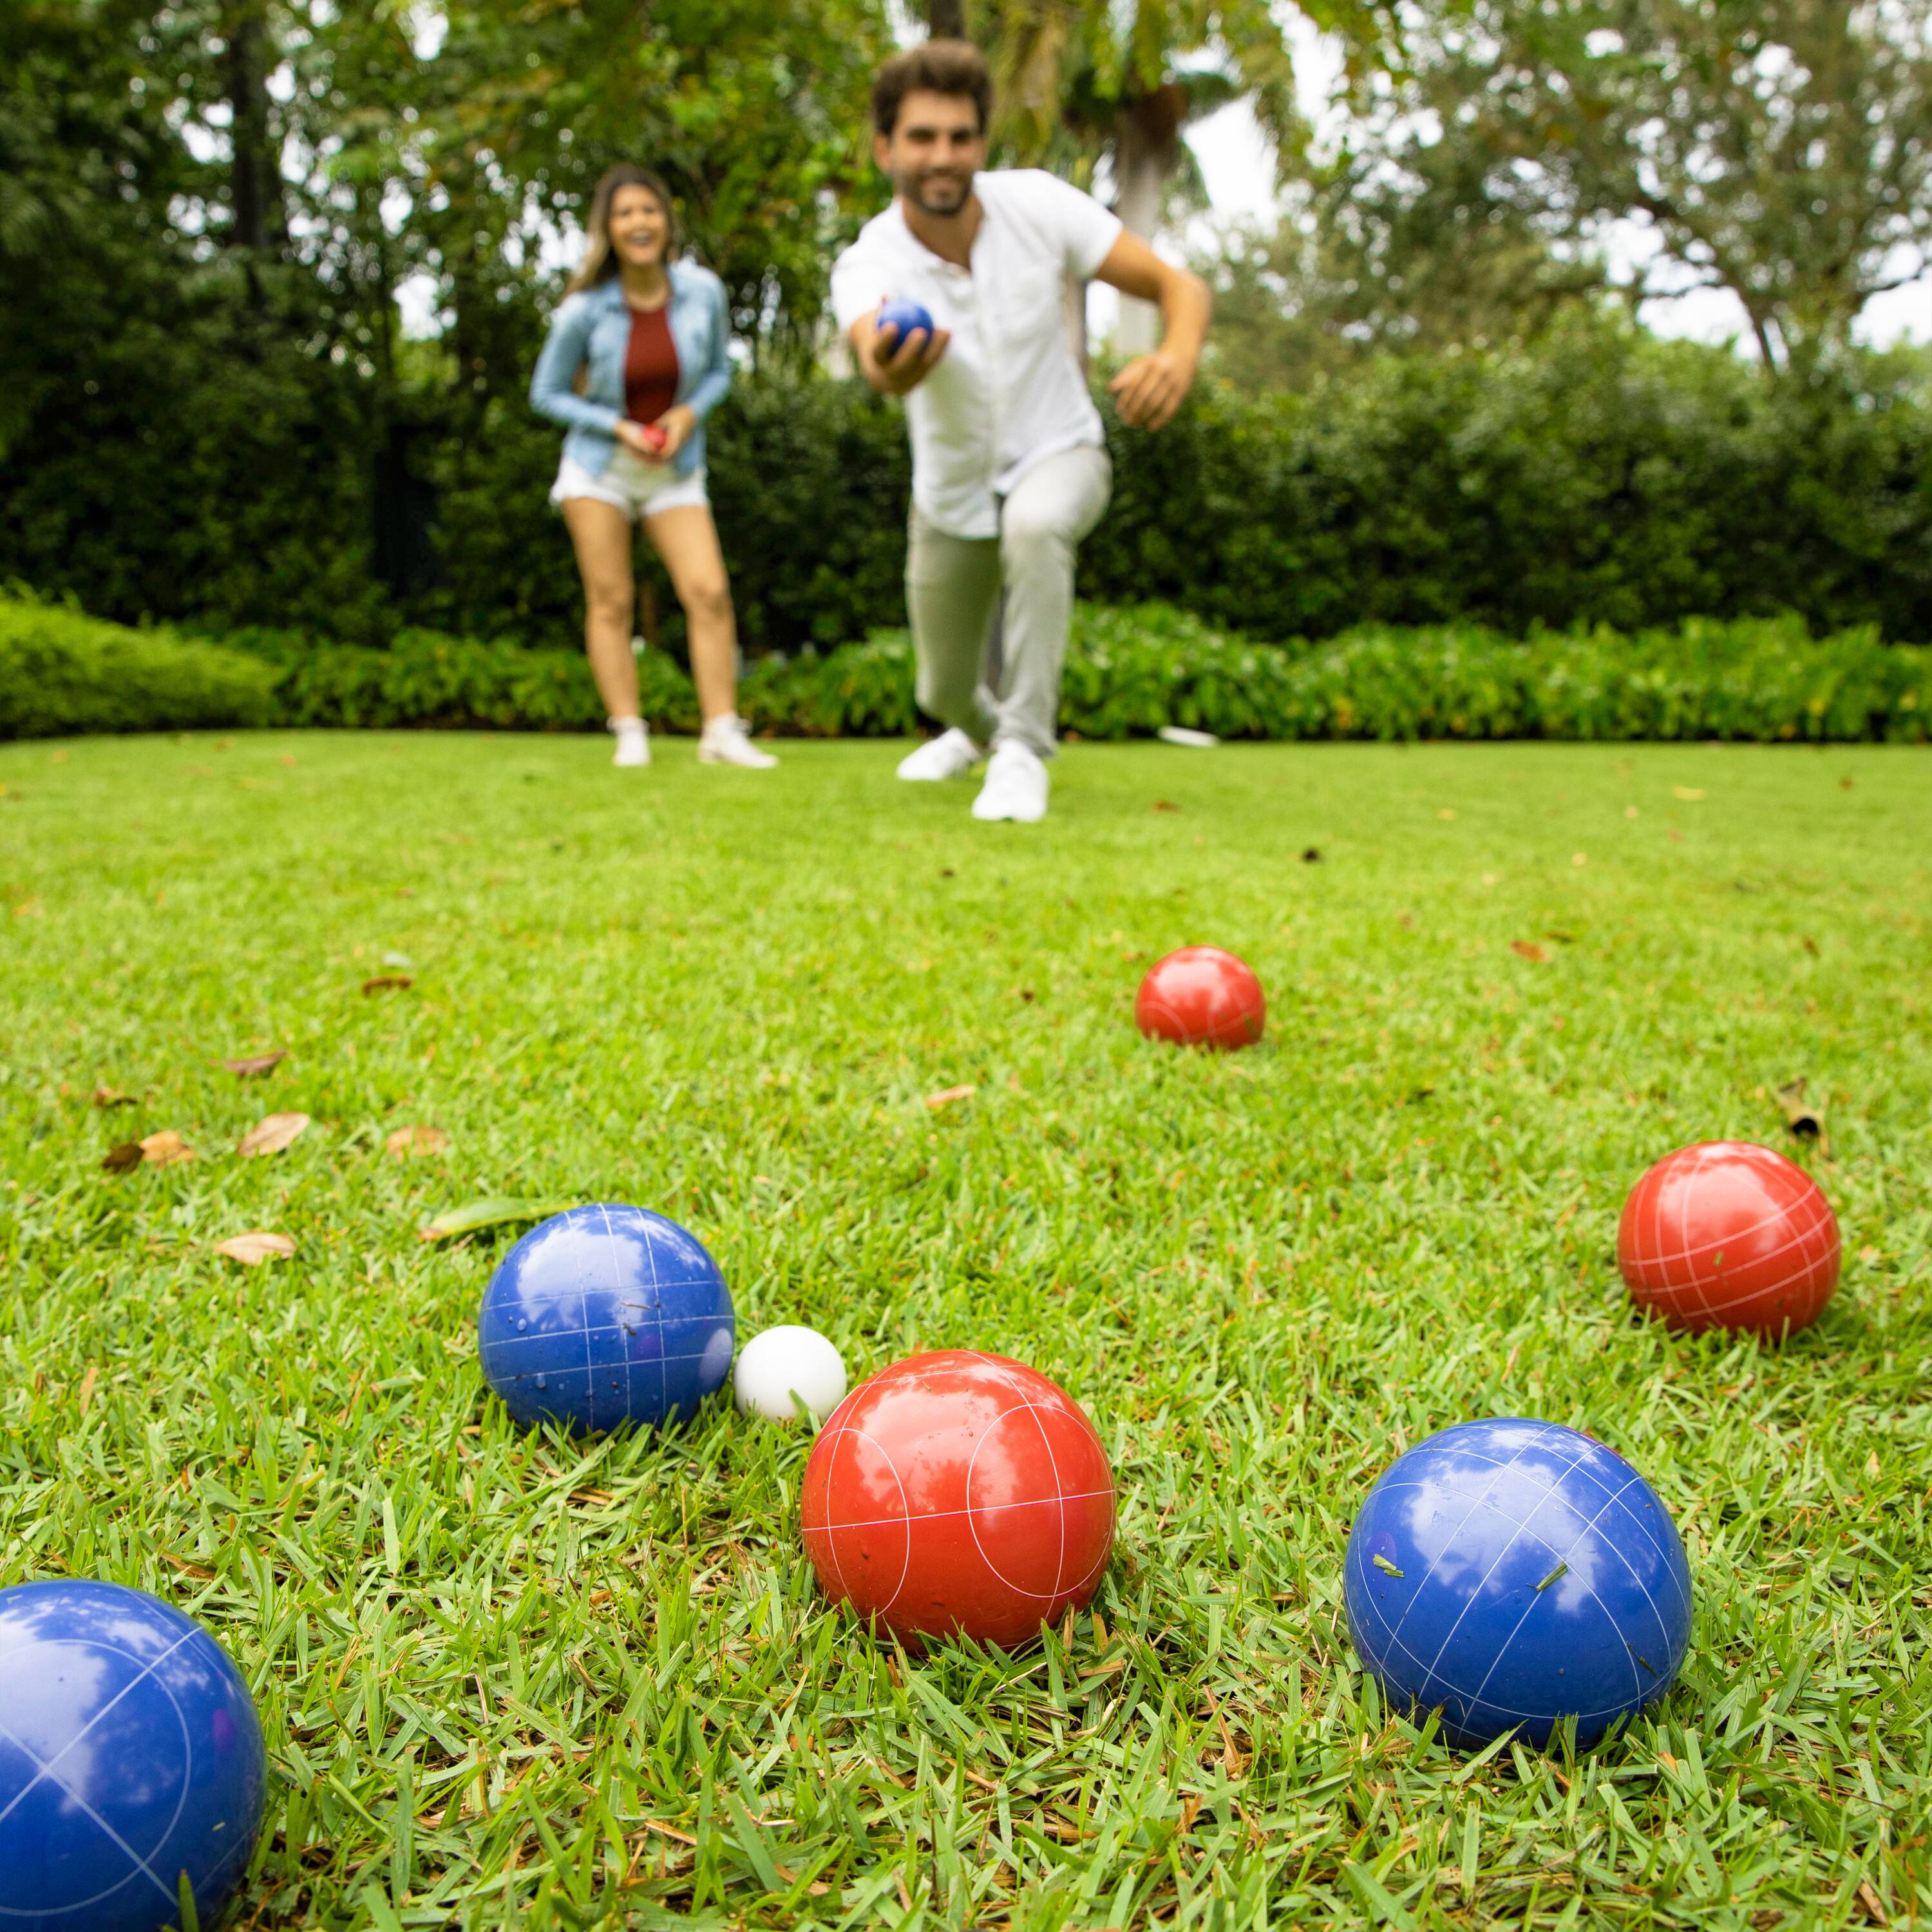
left=831, top=169, right=1123, bottom=540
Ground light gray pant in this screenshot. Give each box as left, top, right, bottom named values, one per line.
left=905, top=444, right=1112, bottom=759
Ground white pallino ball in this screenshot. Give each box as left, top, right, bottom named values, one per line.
left=732, top=1325, right=848, bottom=1423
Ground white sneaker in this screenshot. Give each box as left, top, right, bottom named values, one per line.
left=971, top=741, right=1050, bottom=822
left=896, top=727, right=983, bottom=781
left=698, top=715, right=777, bottom=768
left=611, top=718, right=650, bottom=768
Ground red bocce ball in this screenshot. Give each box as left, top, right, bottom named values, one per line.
left=800, top=1350, right=1115, bottom=1650
left=1135, top=945, right=1265, bottom=1049
left=1617, top=1140, right=1841, bottom=1336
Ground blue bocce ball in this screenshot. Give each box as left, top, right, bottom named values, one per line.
left=0, top=1580, right=267, bottom=1932
left=876, top=296, right=936, bottom=349
left=477, top=1204, right=736, bottom=1433
left=1344, top=1417, right=1692, bottom=1750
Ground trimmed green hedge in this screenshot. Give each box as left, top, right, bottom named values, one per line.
left=1057, top=605, right=1931, bottom=743
left=0, top=591, right=278, bottom=739
left=10, top=596, right=1927, bottom=743
left=227, top=627, right=702, bottom=734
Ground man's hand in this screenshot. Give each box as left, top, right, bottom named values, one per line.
left=857, top=310, right=952, bottom=397
left=1092, top=232, right=1210, bottom=433
left=1108, top=347, right=1196, bottom=431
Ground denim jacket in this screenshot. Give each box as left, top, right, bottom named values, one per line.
left=528, top=260, right=733, bottom=480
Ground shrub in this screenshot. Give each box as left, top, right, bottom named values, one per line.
left=0, top=591, right=278, bottom=739
left=10, top=318, right=1931, bottom=654
left=222, top=627, right=699, bottom=733
left=13, top=598, right=1927, bottom=743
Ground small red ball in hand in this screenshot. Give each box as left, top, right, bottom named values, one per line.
left=1617, top=1140, right=1841, bottom=1336
left=1135, top=945, right=1265, bottom=1049
left=638, top=422, right=668, bottom=455
left=801, top=1350, right=1115, bottom=1651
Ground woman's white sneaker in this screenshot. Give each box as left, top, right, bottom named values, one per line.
left=699, top=715, right=778, bottom=768
left=611, top=717, right=650, bottom=767
left=971, top=741, right=1050, bottom=822
left=896, top=728, right=983, bottom=781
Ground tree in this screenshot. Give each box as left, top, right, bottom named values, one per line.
left=1349, top=0, right=1932, bottom=371
left=960, top=0, right=1400, bottom=350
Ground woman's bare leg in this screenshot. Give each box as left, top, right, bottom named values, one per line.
left=562, top=497, right=640, bottom=719
left=643, top=504, right=737, bottom=724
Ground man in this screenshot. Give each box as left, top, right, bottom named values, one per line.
left=831, top=41, right=1211, bottom=823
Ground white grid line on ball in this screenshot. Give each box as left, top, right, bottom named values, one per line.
left=817, top=1490, right=1117, bottom=1537
left=1455, top=1471, right=1654, bottom=1714
left=974, top=1359, right=1072, bottom=1601
left=1632, top=1190, right=1828, bottom=1275
left=1358, top=1463, right=1686, bottom=1620
left=1383, top=1426, right=1577, bottom=1647
left=1632, top=1221, right=1837, bottom=1323
left=811, top=1424, right=912, bottom=1614
left=1437, top=1441, right=1686, bottom=1593
left=806, top=1355, right=1110, bottom=1611
left=1645, top=1144, right=1832, bottom=1323
left=1352, top=1477, right=1678, bottom=1721
left=1406, top=1449, right=1624, bottom=1696
left=0, top=1627, right=201, bottom=1907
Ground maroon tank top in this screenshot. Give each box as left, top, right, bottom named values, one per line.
left=623, top=304, right=679, bottom=425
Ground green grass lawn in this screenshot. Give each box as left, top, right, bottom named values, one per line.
left=2, top=730, right=1928, bottom=1931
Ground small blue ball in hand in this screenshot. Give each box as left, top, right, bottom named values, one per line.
left=876, top=297, right=935, bottom=350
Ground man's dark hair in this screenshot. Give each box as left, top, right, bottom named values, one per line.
left=871, top=39, right=994, bottom=138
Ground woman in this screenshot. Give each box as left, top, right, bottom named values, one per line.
left=530, top=164, right=773, bottom=769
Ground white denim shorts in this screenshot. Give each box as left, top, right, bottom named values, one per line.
left=551, top=447, right=709, bottom=521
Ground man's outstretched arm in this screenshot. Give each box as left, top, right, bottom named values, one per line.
left=1091, top=232, right=1212, bottom=430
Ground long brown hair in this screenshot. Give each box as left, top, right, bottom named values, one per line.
left=566, top=165, right=679, bottom=294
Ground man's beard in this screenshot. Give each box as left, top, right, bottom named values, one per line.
left=902, top=168, right=972, bottom=216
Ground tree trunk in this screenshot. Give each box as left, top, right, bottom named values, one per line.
left=1112, top=86, right=1186, bottom=355
left=1112, top=128, right=1168, bottom=355
left=223, top=2, right=281, bottom=251
left=925, top=0, right=967, bottom=38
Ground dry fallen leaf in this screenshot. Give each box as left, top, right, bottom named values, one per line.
left=138, top=1130, right=193, bottom=1167
left=362, top=974, right=412, bottom=994
left=386, top=1124, right=450, bottom=1157
left=222, top=1050, right=287, bottom=1077
left=924, top=1084, right=976, bottom=1110
left=1151, top=800, right=1180, bottom=813
left=1672, top=786, right=1706, bottom=801
left=102, top=1141, right=144, bottom=1173
left=1856, top=1879, right=1888, bottom=1927
left=214, top=1231, right=296, bottom=1265
left=1668, top=828, right=1684, bottom=843
left=1436, top=808, right=1457, bottom=821
left=91, top=1086, right=137, bottom=1109
left=1511, top=940, right=1551, bottom=963
left=1774, top=1077, right=1823, bottom=1140
left=238, top=1112, right=310, bottom=1158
